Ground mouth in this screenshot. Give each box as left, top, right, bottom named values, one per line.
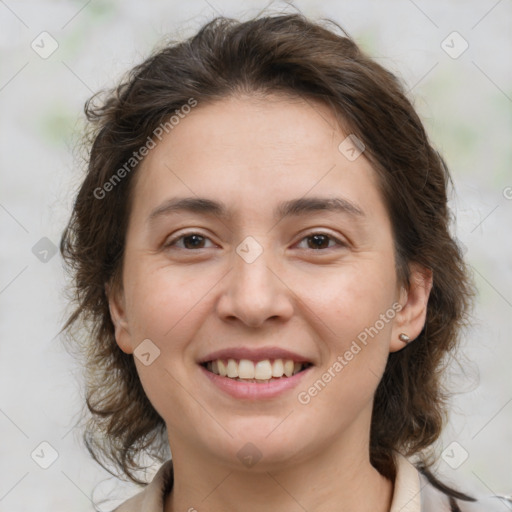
left=200, top=358, right=313, bottom=383
left=197, top=347, right=315, bottom=399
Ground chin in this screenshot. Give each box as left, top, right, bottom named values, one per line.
left=206, top=422, right=312, bottom=469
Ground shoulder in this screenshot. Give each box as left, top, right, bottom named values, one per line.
left=419, top=472, right=512, bottom=511
left=111, top=456, right=511, bottom=512
left=113, top=460, right=174, bottom=512
left=392, top=452, right=512, bottom=512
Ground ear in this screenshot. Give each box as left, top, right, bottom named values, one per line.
left=106, top=282, right=134, bottom=354
left=390, top=263, right=433, bottom=353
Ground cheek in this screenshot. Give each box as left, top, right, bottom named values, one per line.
left=293, top=256, right=397, bottom=410
left=301, top=256, right=397, bottom=338
left=124, top=260, right=212, bottom=341
left=125, top=263, right=214, bottom=423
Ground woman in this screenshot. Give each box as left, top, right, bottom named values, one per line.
left=60, top=13, right=510, bottom=512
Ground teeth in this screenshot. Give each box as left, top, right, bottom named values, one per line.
left=238, top=359, right=255, bottom=379
left=272, top=359, right=284, bottom=377
left=218, top=359, right=227, bottom=377
left=226, top=358, right=238, bottom=378
left=284, top=360, right=294, bottom=377
left=255, top=360, right=273, bottom=380
left=205, top=358, right=308, bottom=380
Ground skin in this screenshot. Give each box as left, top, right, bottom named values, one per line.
left=109, top=93, right=432, bottom=512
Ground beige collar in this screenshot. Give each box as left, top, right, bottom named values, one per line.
left=390, top=452, right=422, bottom=512
left=116, top=453, right=424, bottom=512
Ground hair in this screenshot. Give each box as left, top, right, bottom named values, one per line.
left=60, top=11, right=475, bottom=494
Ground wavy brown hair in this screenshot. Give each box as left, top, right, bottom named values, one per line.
left=60, top=12, right=475, bottom=489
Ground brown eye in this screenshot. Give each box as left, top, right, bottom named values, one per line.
left=165, top=233, right=214, bottom=250
left=308, top=234, right=330, bottom=249
left=182, top=234, right=206, bottom=249
left=296, top=233, right=346, bottom=251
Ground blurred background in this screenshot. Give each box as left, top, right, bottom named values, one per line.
left=0, top=0, right=511, bottom=510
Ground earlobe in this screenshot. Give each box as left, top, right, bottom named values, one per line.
left=390, top=264, right=433, bottom=353
left=106, top=282, right=134, bottom=354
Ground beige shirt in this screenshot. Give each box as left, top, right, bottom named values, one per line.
left=114, top=453, right=510, bottom=512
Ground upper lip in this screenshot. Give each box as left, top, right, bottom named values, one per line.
left=198, top=347, right=313, bottom=364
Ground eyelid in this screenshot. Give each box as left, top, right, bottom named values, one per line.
left=294, top=231, right=348, bottom=250
left=163, top=230, right=217, bottom=249
left=164, top=230, right=348, bottom=251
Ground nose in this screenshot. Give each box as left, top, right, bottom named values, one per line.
left=216, top=247, right=294, bottom=328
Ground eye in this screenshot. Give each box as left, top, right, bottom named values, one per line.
left=164, top=232, right=216, bottom=250
left=163, top=231, right=346, bottom=251
left=296, top=232, right=346, bottom=251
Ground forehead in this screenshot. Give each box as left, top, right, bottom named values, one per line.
left=157, top=93, right=345, bottom=163
left=129, top=94, right=385, bottom=224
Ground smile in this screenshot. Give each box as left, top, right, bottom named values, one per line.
left=199, top=357, right=314, bottom=399
left=201, top=358, right=313, bottom=382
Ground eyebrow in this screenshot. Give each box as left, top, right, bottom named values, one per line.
left=147, top=195, right=365, bottom=223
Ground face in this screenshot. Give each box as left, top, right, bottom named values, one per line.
left=109, top=94, right=431, bottom=471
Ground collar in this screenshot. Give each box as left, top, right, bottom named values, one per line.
left=116, top=453, right=424, bottom=512
left=390, top=452, right=422, bottom=512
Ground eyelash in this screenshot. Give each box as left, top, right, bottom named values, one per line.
left=164, top=231, right=347, bottom=251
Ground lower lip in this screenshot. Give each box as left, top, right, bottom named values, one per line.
left=199, top=364, right=312, bottom=400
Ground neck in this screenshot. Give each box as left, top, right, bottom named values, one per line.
left=164, top=433, right=393, bottom=512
